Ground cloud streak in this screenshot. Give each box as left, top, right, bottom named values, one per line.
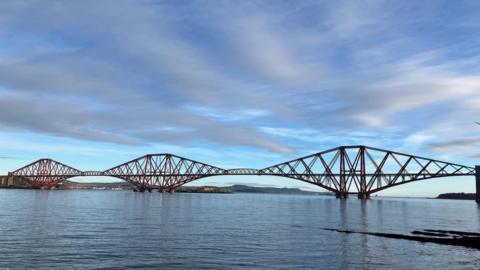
left=0, top=0, right=479, bottom=163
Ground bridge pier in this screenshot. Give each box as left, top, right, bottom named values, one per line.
left=156, top=188, right=175, bottom=193
left=476, top=166, right=480, bottom=204
left=7, top=176, right=14, bottom=187
left=335, top=193, right=370, bottom=200
left=357, top=193, right=370, bottom=200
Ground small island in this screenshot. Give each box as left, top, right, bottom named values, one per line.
left=177, top=186, right=231, bottom=193
left=436, top=193, right=477, bottom=200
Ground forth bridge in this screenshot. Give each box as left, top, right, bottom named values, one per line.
left=4, top=145, right=480, bottom=202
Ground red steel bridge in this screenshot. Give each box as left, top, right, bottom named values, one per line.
left=6, top=145, right=480, bottom=201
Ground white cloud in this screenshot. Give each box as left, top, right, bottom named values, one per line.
left=404, top=132, right=435, bottom=146
left=260, top=127, right=333, bottom=143
left=230, top=15, right=314, bottom=84
left=0, top=0, right=480, bottom=164
left=183, top=105, right=270, bottom=122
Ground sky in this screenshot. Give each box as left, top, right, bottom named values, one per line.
left=1, top=0, right=480, bottom=196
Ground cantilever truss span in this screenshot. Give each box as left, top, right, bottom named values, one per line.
left=8, top=146, right=476, bottom=196
left=9, top=159, right=83, bottom=189
left=259, top=146, right=475, bottom=197
left=103, top=154, right=225, bottom=191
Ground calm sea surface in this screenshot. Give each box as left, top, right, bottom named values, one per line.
left=0, top=189, right=479, bottom=269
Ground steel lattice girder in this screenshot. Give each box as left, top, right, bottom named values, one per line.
left=7, top=145, right=476, bottom=192
left=9, top=159, right=83, bottom=188
left=102, top=154, right=225, bottom=189
left=258, top=146, right=475, bottom=194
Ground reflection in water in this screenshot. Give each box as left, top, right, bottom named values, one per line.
left=0, top=190, right=479, bottom=269
left=358, top=200, right=369, bottom=268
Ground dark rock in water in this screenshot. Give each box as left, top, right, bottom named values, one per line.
left=321, top=228, right=480, bottom=250
left=422, top=229, right=480, bottom=237
left=411, top=230, right=450, bottom=237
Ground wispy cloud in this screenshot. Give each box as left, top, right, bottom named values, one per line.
left=0, top=0, right=479, bottom=165
left=228, top=14, right=314, bottom=84
left=183, top=105, right=270, bottom=122
left=429, top=137, right=480, bottom=153
left=0, top=156, right=19, bottom=160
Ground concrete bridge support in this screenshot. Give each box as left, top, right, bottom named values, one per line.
left=7, top=176, right=14, bottom=187
left=357, top=193, right=370, bottom=200
left=476, top=166, right=480, bottom=204
left=335, top=193, right=370, bottom=200
left=135, top=187, right=151, bottom=193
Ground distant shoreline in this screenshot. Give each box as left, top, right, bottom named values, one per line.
left=1, top=177, right=475, bottom=199
left=0, top=178, right=333, bottom=195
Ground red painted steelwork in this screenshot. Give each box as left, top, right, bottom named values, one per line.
left=8, top=146, right=475, bottom=195
left=8, top=159, right=82, bottom=189
left=102, top=154, right=225, bottom=192
left=258, top=146, right=475, bottom=197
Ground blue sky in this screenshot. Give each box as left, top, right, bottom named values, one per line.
left=1, top=0, right=480, bottom=196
